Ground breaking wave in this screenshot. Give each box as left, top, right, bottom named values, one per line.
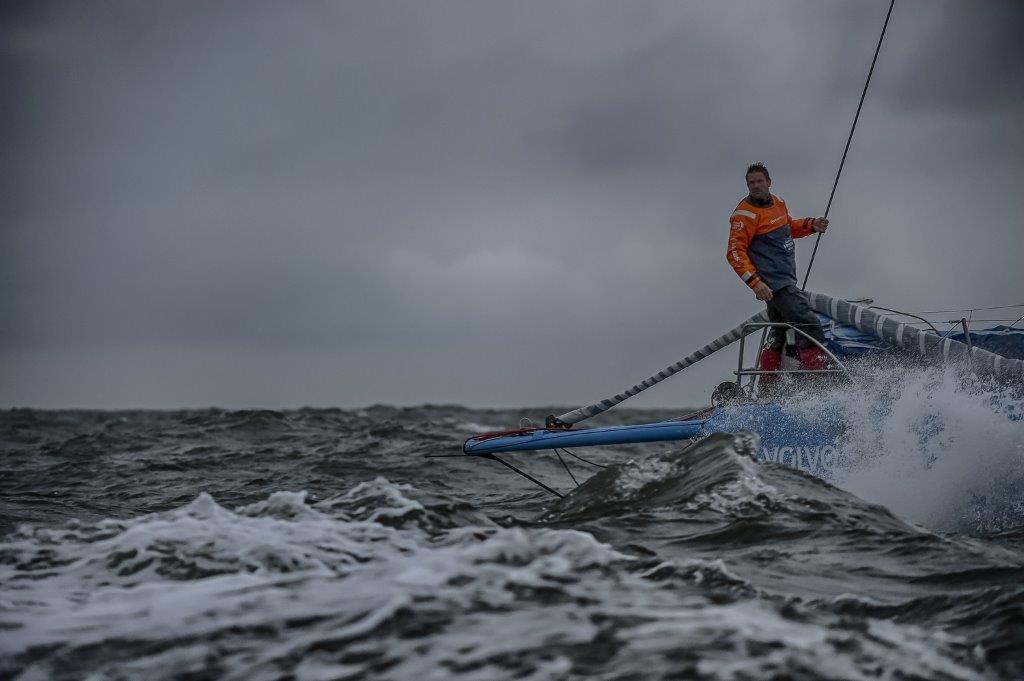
left=776, top=356, right=1024, bottom=533
left=2, top=407, right=1022, bottom=678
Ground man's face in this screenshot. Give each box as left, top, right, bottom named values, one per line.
left=746, top=172, right=771, bottom=200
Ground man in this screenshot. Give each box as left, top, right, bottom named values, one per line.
left=726, top=162, right=830, bottom=387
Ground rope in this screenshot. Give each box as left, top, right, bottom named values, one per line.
left=554, top=309, right=768, bottom=425
left=802, top=0, right=896, bottom=290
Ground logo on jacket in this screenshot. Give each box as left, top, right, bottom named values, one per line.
left=731, top=221, right=743, bottom=231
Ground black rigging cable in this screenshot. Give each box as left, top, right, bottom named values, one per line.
left=561, top=447, right=607, bottom=469
left=485, top=454, right=563, bottom=498
left=554, top=449, right=580, bottom=487
left=802, top=0, right=896, bottom=290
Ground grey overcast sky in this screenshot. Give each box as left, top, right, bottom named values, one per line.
left=2, top=0, right=1022, bottom=410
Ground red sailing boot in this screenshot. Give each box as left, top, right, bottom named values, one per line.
left=757, top=347, right=782, bottom=397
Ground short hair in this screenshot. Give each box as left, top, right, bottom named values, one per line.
left=745, top=162, right=770, bottom=181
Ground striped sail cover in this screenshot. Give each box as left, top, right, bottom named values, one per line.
left=806, top=291, right=1024, bottom=382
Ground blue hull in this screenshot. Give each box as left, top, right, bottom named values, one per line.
left=464, top=419, right=708, bottom=455
left=704, top=404, right=844, bottom=478
left=464, top=404, right=845, bottom=478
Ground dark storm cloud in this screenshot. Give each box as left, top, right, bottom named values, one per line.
left=2, top=1, right=1022, bottom=408
left=878, top=0, right=1024, bottom=114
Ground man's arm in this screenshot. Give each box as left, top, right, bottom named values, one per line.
left=726, top=211, right=772, bottom=300
left=789, top=214, right=829, bottom=238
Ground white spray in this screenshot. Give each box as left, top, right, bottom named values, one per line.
left=782, top=356, right=1024, bottom=533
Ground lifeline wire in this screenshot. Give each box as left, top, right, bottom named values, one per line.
left=918, top=303, right=1024, bottom=314
left=802, top=0, right=896, bottom=290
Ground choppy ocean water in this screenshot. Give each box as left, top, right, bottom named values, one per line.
left=2, top=382, right=1024, bottom=680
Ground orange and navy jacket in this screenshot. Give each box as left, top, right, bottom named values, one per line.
left=726, top=194, right=817, bottom=292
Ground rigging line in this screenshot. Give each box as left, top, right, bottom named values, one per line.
left=554, top=449, right=580, bottom=487
left=485, top=454, right=563, bottom=498
left=802, top=0, right=896, bottom=290
left=945, top=319, right=1022, bottom=324
left=562, top=447, right=608, bottom=469
left=892, top=319, right=1024, bottom=326
left=917, top=303, right=1024, bottom=314
left=1009, top=311, right=1024, bottom=329
left=870, top=305, right=940, bottom=335
left=923, top=320, right=962, bottom=356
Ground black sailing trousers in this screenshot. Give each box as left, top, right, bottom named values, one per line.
left=765, top=285, right=827, bottom=350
